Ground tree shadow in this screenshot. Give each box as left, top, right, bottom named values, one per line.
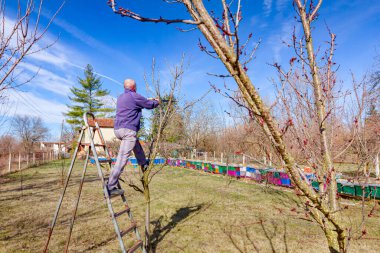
left=150, top=202, right=212, bottom=252
left=222, top=219, right=290, bottom=253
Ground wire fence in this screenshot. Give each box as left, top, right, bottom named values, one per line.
left=0, top=151, right=68, bottom=176
left=189, top=151, right=271, bottom=167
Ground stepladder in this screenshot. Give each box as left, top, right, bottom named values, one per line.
left=44, top=112, right=146, bottom=253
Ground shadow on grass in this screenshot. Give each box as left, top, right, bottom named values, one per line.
left=222, top=219, right=290, bottom=253
left=0, top=173, right=99, bottom=201
left=150, top=202, right=212, bottom=253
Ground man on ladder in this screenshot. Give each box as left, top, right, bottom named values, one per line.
left=108, top=79, right=159, bottom=196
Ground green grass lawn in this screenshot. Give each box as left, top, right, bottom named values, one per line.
left=0, top=160, right=379, bottom=253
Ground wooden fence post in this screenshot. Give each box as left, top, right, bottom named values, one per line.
left=269, top=153, right=272, bottom=166
left=221, top=152, right=223, bottom=163
left=33, top=153, right=36, bottom=165
left=8, top=153, right=12, bottom=173
left=18, top=153, right=21, bottom=171
left=376, top=153, right=379, bottom=179
left=243, top=154, right=246, bottom=166
left=27, top=154, right=29, bottom=167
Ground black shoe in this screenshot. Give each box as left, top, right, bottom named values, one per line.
left=108, top=188, right=124, bottom=196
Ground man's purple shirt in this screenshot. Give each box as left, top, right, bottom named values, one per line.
left=114, top=88, right=159, bottom=132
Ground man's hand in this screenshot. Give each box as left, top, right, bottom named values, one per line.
left=148, top=97, right=160, bottom=104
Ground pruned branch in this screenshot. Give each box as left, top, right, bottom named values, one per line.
left=108, top=0, right=200, bottom=25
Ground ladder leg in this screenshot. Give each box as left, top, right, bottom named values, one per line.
left=43, top=129, right=85, bottom=253
left=64, top=148, right=90, bottom=253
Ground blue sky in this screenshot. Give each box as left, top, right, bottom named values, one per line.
left=3, top=0, right=380, bottom=139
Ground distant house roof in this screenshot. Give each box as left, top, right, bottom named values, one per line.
left=88, top=118, right=114, bottom=128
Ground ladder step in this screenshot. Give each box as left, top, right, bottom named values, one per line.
left=128, top=240, right=143, bottom=253
left=109, top=191, right=124, bottom=199
left=80, top=143, right=106, bottom=147
left=120, top=222, right=137, bottom=237
left=98, top=158, right=113, bottom=163
left=114, top=207, right=130, bottom=218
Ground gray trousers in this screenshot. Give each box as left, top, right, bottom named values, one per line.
left=107, top=128, right=146, bottom=190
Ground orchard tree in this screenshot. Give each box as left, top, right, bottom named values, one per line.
left=65, top=64, right=114, bottom=130
left=105, top=1, right=354, bottom=252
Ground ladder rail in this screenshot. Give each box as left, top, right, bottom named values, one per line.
left=64, top=148, right=90, bottom=253
left=43, top=128, right=85, bottom=253
left=84, top=112, right=112, bottom=165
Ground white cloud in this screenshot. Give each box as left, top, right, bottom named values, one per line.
left=275, top=0, right=290, bottom=12
left=17, top=62, right=72, bottom=96
left=27, top=47, right=71, bottom=69
left=53, top=18, right=117, bottom=56
left=45, top=15, right=143, bottom=72
left=263, top=0, right=273, bottom=16
left=8, top=90, right=66, bottom=124
left=268, top=19, right=295, bottom=63
left=68, top=63, right=123, bottom=86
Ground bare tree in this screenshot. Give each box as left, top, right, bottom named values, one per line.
left=0, top=0, right=63, bottom=99
left=182, top=101, right=219, bottom=152
left=105, top=1, right=356, bottom=251
left=12, top=115, right=49, bottom=151
left=0, top=134, right=18, bottom=154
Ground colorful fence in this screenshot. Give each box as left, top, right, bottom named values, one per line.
left=90, top=156, right=380, bottom=200
left=166, top=158, right=380, bottom=200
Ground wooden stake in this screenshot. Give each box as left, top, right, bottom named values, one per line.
left=375, top=153, right=379, bottom=179
left=8, top=152, right=12, bottom=173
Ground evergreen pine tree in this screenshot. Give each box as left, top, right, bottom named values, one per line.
left=65, top=64, right=114, bottom=130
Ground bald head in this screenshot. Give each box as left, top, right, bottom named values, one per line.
left=124, top=79, right=136, bottom=91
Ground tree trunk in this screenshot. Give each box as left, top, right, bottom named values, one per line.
left=143, top=181, right=151, bottom=252
left=294, top=0, right=337, bottom=212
